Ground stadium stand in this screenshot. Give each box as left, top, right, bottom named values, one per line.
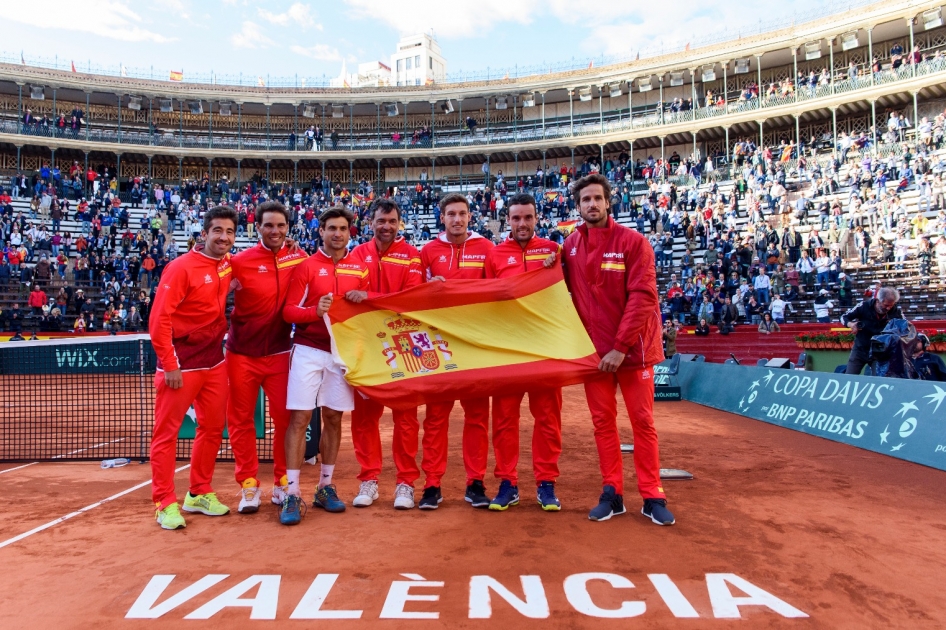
left=1, top=0, right=946, bottom=348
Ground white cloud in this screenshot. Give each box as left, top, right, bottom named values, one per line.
left=343, top=0, right=540, bottom=38
left=5, top=0, right=171, bottom=43
left=230, top=20, right=276, bottom=49
left=579, top=2, right=827, bottom=58
left=155, top=0, right=191, bottom=20
left=259, top=2, right=321, bottom=29
left=291, top=43, right=345, bottom=61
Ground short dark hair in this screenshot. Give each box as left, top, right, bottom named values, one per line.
left=572, top=173, right=612, bottom=206
left=506, top=193, right=537, bottom=212
left=202, top=205, right=238, bottom=232
left=256, top=200, right=291, bottom=225
left=369, top=198, right=400, bottom=221
left=319, top=205, right=354, bottom=227
left=439, top=192, right=469, bottom=214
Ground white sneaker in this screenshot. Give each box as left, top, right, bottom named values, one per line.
left=238, top=481, right=261, bottom=514
left=352, top=480, right=379, bottom=507
left=394, top=483, right=415, bottom=510
left=272, top=482, right=289, bottom=506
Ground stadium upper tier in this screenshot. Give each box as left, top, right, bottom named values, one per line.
left=0, top=0, right=944, bottom=167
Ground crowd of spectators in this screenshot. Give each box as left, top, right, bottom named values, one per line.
left=4, top=100, right=946, bottom=339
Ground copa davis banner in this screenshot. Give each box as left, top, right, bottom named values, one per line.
left=326, top=267, right=599, bottom=409
left=672, top=362, right=946, bottom=471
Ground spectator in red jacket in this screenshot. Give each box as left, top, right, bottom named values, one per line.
left=28, top=285, right=47, bottom=317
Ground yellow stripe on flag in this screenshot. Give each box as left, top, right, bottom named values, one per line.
left=330, top=280, right=594, bottom=388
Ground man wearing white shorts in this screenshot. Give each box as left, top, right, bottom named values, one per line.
left=280, top=206, right=369, bottom=524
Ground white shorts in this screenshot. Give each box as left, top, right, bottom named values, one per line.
left=286, top=344, right=354, bottom=412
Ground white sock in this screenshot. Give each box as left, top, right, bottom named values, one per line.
left=286, top=469, right=301, bottom=496
left=319, top=464, right=335, bottom=488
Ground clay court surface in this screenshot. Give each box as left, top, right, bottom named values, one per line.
left=2, top=391, right=945, bottom=629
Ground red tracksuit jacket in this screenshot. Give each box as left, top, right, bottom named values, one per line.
left=421, top=232, right=494, bottom=280
left=282, top=249, right=369, bottom=353
left=149, top=245, right=232, bottom=372
left=563, top=217, right=664, bottom=369
left=350, top=236, right=424, bottom=295
left=226, top=243, right=308, bottom=357
left=486, top=235, right=560, bottom=278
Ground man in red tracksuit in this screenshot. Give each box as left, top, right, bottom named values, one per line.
left=563, top=173, right=676, bottom=526
left=149, top=206, right=237, bottom=530
left=485, top=193, right=563, bottom=512
left=346, top=199, right=424, bottom=510
left=279, top=206, right=370, bottom=524
left=226, top=201, right=307, bottom=515
left=418, top=192, right=494, bottom=510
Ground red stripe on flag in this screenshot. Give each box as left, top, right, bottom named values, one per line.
left=355, top=356, right=600, bottom=409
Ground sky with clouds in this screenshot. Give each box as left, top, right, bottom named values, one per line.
left=2, top=0, right=856, bottom=83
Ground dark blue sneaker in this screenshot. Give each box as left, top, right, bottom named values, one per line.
left=279, top=495, right=305, bottom=526
left=465, top=480, right=490, bottom=508
left=489, top=479, right=520, bottom=511
left=536, top=481, right=561, bottom=512
left=418, top=486, right=442, bottom=510
left=642, top=498, right=675, bottom=525
left=588, top=485, right=625, bottom=522
left=313, top=484, right=346, bottom=513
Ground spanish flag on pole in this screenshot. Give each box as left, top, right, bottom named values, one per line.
left=326, top=267, right=599, bottom=408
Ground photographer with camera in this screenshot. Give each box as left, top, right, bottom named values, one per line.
left=840, top=287, right=903, bottom=375
left=913, top=335, right=946, bottom=382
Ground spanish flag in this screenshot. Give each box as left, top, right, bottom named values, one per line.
left=169, top=70, right=183, bottom=82
left=556, top=220, right=579, bottom=235
left=544, top=191, right=559, bottom=202
left=327, top=267, right=599, bottom=408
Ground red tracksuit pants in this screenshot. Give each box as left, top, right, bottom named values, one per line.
left=491, top=389, right=562, bottom=486
left=422, top=397, right=489, bottom=488
left=226, top=351, right=290, bottom=486
left=351, top=395, right=420, bottom=485
left=151, top=363, right=228, bottom=509
left=583, top=367, right=666, bottom=500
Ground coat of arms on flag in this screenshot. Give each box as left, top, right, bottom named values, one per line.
left=380, top=317, right=453, bottom=376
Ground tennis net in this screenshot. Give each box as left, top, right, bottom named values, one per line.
left=0, top=334, right=275, bottom=463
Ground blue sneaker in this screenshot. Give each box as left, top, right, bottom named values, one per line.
left=489, top=479, right=520, bottom=511
left=642, top=498, right=675, bottom=525
left=279, top=495, right=305, bottom=526
left=536, top=481, right=561, bottom=512
left=313, top=484, right=346, bottom=513
left=588, top=485, right=625, bottom=522
left=464, top=480, right=490, bottom=508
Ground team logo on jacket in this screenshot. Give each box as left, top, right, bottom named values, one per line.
left=365, top=255, right=373, bottom=263
left=507, top=256, right=517, bottom=264
left=203, top=274, right=212, bottom=284
left=319, top=268, right=329, bottom=276
left=570, top=247, right=577, bottom=256
left=258, top=265, right=268, bottom=273
left=379, top=317, right=455, bottom=377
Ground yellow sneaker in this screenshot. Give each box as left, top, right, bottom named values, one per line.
left=238, top=478, right=261, bottom=514
left=155, top=502, right=186, bottom=530
left=182, top=492, right=230, bottom=516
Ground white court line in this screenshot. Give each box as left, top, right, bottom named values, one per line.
left=0, top=462, right=38, bottom=475
left=51, top=437, right=129, bottom=460
left=0, top=464, right=191, bottom=550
